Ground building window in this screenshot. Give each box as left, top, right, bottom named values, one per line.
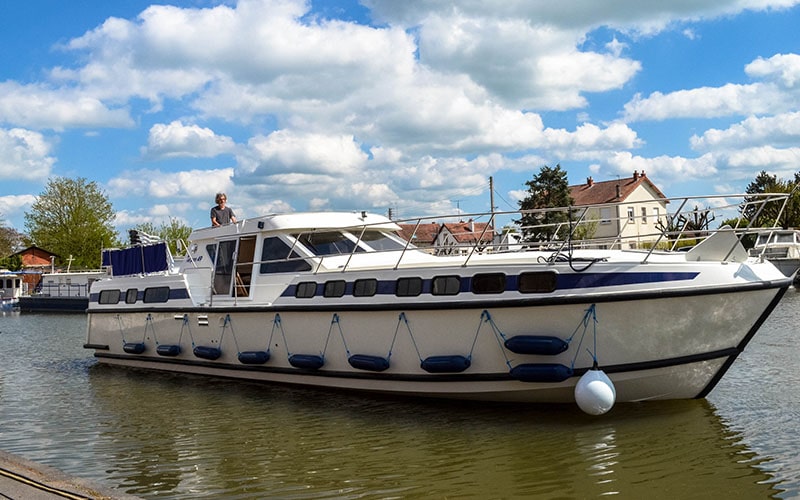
left=654, top=208, right=660, bottom=225
left=600, top=207, right=612, bottom=225
left=641, top=207, right=647, bottom=223
left=627, top=207, right=635, bottom=222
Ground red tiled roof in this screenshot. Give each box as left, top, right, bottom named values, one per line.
left=569, top=171, right=667, bottom=206
left=396, top=222, right=441, bottom=245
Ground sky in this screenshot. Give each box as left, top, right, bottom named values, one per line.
left=1, top=0, right=800, bottom=236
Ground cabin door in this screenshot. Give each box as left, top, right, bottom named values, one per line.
left=212, top=236, right=257, bottom=297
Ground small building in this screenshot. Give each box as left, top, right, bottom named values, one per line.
left=8, top=246, right=59, bottom=293
left=569, top=171, right=668, bottom=249
left=434, top=220, right=495, bottom=255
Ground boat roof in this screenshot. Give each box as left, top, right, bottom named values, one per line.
left=190, top=211, right=400, bottom=239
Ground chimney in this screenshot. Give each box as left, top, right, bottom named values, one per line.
left=616, top=184, right=621, bottom=199
left=587, top=176, right=594, bottom=187
left=641, top=170, right=646, bottom=178
left=633, top=170, right=639, bottom=181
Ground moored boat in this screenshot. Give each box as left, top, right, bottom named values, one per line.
left=19, top=270, right=106, bottom=313
left=748, top=229, right=800, bottom=280
left=1, top=272, right=23, bottom=313
left=84, top=193, right=792, bottom=413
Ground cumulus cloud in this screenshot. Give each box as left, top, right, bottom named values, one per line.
left=0, top=194, right=37, bottom=227
left=143, top=120, right=236, bottom=159
left=241, top=130, right=368, bottom=176
left=107, top=167, right=235, bottom=200
left=0, top=82, right=133, bottom=130
left=691, top=112, right=800, bottom=151
left=0, top=128, right=56, bottom=181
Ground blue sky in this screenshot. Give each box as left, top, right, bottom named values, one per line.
left=2, top=0, right=800, bottom=235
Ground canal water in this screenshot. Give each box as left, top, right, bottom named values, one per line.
left=1, top=291, right=799, bottom=498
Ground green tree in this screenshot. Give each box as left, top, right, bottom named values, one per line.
left=131, top=217, right=193, bottom=255
left=743, top=171, right=800, bottom=229
left=517, top=164, right=574, bottom=241
left=0, top=225, right=26, bottom=258
left=24, top=177, right=117, bottom=269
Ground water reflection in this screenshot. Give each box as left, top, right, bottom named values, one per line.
left=86, top=365, right=778, bottom=499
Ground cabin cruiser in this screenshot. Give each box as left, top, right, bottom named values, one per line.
left=0, top=272, right=23, bottom=312
left=748, top=229, right=800, bottom=280
left=84, top=193, right=791, bottom=414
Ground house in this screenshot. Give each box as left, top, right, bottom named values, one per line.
left=396, top=222, right=440, bottom=249
left=396, top=220, right=495, bottom=255
left=8, top=246, right=59, bottom=292
left=569, top=170, right=668, bottom=249
left=434, top=220, right=494, bottom=255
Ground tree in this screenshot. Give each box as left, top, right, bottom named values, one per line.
left=742, top=170, right=800, bottom=229
left=517, top=164, right=574, bottom=241
left=24, top=177, right=118, bottom=269
left=131, top=217, right=193, bottom=255
left=0, top=225, right=26, bottom=259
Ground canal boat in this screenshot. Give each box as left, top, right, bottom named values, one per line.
left=84, top=193, right=792, bottom=413
left=748, top=229, right=800, bottom=280
left=19, top=270, right=106, bottom=313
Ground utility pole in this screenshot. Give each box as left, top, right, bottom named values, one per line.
left=489, top=176, right=495, bottom=215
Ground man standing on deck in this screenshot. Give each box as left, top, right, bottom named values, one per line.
left=210, top=193, right=237, bottom=226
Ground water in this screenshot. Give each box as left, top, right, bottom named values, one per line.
left=1, top=291, right=800, bottom=498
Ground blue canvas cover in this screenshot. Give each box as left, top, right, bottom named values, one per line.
left=102, top=243, right=169, bottom=276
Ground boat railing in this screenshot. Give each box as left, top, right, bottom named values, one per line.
left=225, top=192, right=792, bottom=282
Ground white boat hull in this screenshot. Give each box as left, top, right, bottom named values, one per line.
left=85, top=283, right=786, bottom=403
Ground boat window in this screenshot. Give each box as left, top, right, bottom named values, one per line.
left=295, top=281, right=317, bottom=298
left=206, top=244, right=217, bottom=263
left=324, top=280, right=346, bottom=298
left=358, top=230, right=407, bottom=251
left=125, top=288, right=138, bottom=304
left=353, top=279, right=377, bottom=297
left=472, top=273, right=506, bottom=294
left=396, top=277, right=422, bottom=297
left=518, top=272, right=557, bottom=293
left=777, top=233, right=794, bottom=243
left=432, top=275, right=461, bottom=295
left=143, top=287, right=170, bottom=303
left=260, top=237, right=312, bottom=274
left=98, top=289, right=120, bottom=304
left=294, top=232, right=362, bottom=256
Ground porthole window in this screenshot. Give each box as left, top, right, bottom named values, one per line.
left=295, top=281, right=317, bottom=298
left=125, top=288, right=138, bottom=304
left=396, top=277, right=422, bottom=297
left=518, top=272, right=557, bottom=293
left=432, top=275, right=461, bottom=295
left=324, top=280, right=346, bottom=297
left=471, top=273, right=506, bottom=294
left=98, top=289, right=120, bottom=304
left=143, top=286, right=170, bottom=303
left=353, top=279, right=377, bottom=297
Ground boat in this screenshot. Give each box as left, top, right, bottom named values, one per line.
left=84, top=193, right=792, bottom=414
left=19, top=270, right=106, bottom=313
left=0, top=272, right=23, bottom=313
left=748, top=229, right=800, bottom=280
